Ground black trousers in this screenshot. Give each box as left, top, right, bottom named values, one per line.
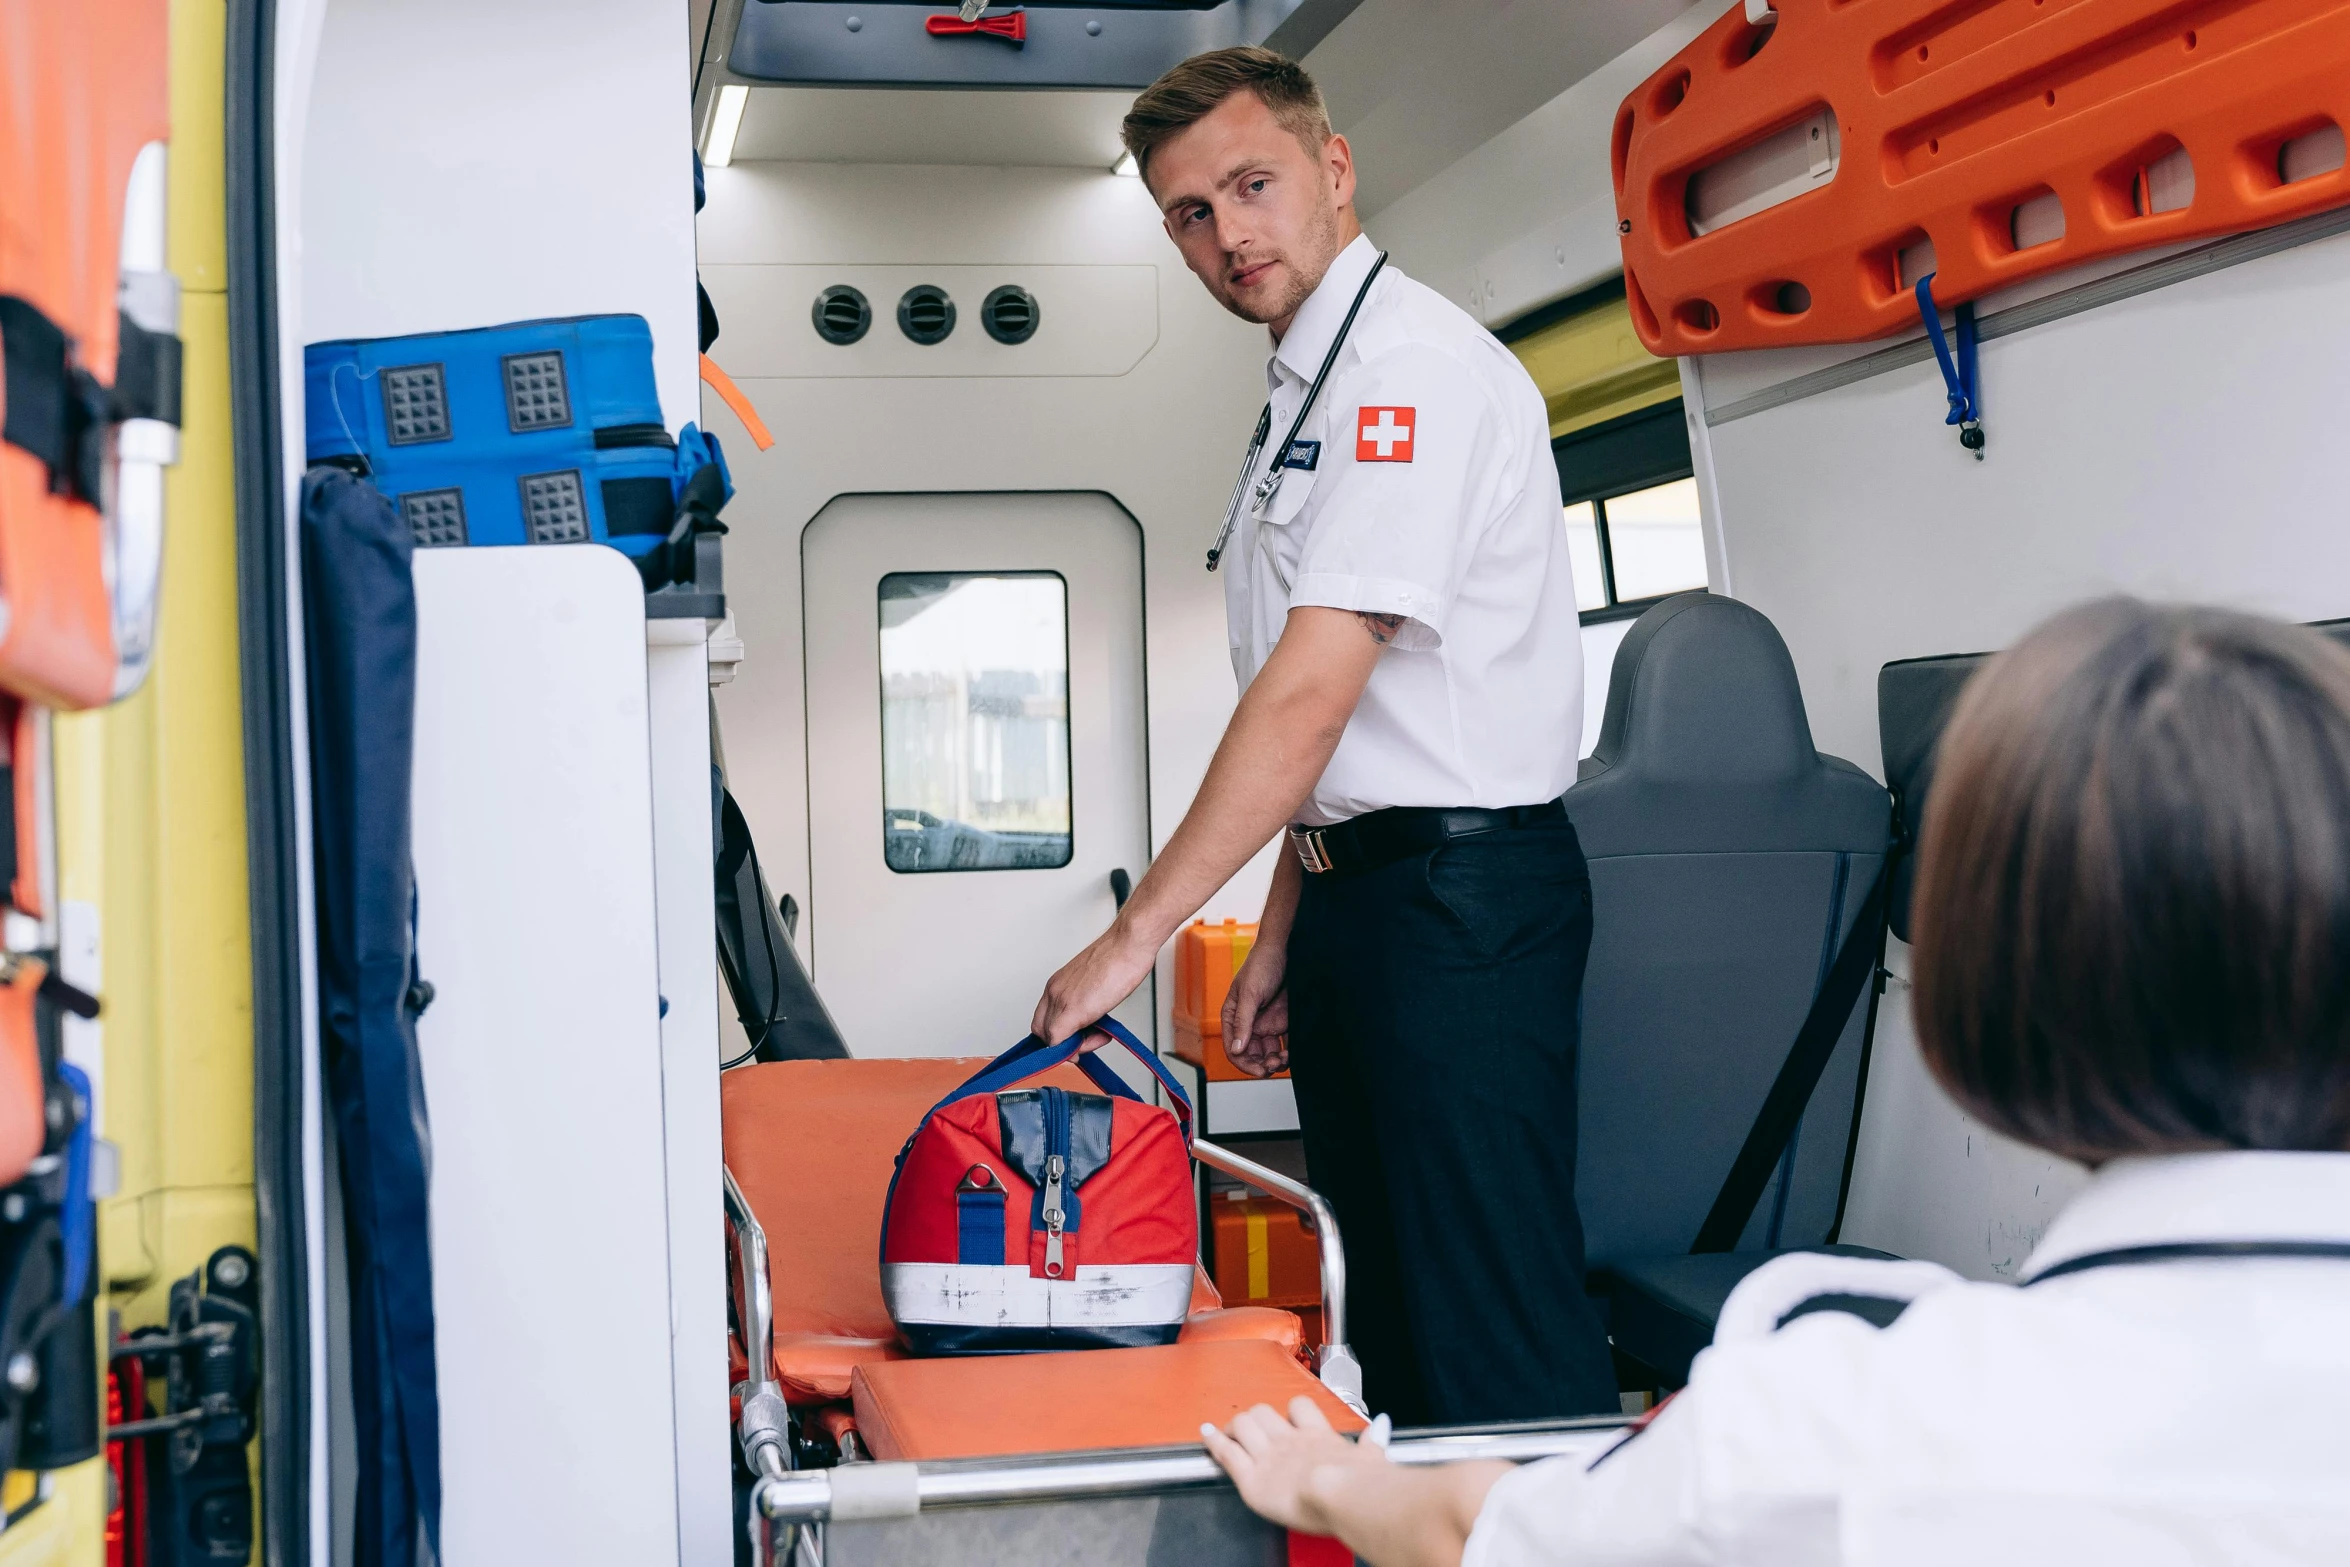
left=1285, top=813, right=1618, bottom=1425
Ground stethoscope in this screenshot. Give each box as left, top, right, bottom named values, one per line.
left=1206, top=250, right=1389, bottom=572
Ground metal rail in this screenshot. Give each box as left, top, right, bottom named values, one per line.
left=725, top=1164, right=794, bottom=1484
left=752, top=1419, right=1628, bottom=1524
left=1190, top=1136, right=1362, bottom=1412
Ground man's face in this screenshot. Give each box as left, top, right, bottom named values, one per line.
left=1145, top=90, right=1358, bottom=337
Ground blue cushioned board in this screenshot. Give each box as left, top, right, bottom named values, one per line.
left=304, top=314, right=682, bottom=559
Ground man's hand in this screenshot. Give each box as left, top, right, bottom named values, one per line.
left=1032, top=918, right=1158, bottom=1047
left=1027, top=608, right=1382, bottom=1056
left=1201, top=1398, right=1378, bottom=1537
left=1222, top=939, right=1290, bottom=1077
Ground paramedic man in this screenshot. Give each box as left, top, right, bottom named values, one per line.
left=1203, top=599, right=2350, bottom=1566
left=1030, top=47, right=1619, bottom=1424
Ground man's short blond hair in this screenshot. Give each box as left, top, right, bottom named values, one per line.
left=1120, top=46, right=1332, bottom=182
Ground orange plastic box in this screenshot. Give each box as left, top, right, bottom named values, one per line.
left=1210, top=1194, right=1323, bottom=1345
left=1169, top=918, right=1287, bottom=1082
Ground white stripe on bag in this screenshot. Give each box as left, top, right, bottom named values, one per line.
left=883, top=1263, right=1195, bottom=1328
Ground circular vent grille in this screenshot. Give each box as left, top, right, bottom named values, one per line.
left=811, top=285, right=871, bottom=345
left=981, top=284, right=1040, bottom=345
left=897, top=285, right=957, bottom=345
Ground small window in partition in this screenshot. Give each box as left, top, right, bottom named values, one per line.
left=878, top=571, right=1072, bottom=873
left=1554, top=401, right=1707, bottom=622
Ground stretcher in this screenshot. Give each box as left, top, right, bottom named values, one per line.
left=720, top=1055, right=1398, bottom=1562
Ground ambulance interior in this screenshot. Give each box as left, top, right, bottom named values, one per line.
left=250, top=0, right=2350, bottom=1562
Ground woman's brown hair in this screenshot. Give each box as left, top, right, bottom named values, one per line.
left=1913, top=598, right=2350, bottom=1158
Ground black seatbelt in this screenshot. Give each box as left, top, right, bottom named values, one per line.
left=714, top=777, right=849, bottom=1064
left=1691, top=854, right=1892, bottom=1254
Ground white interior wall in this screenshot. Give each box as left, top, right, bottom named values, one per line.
left=301, top=0, right=699, bottom=423
left=1689, top=223, right=2350, bottom=1277
left=298, top=2, right=727, bottom=1556
left=696, top=160, right=1279, bottom=1048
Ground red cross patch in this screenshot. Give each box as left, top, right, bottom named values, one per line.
left=1355, top=406, right=1415, bottom=462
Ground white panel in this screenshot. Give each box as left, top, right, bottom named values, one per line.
left=300, top=0, right=699, bottom=429
left=1685, top=110, right=1839, bottom=239
left=700, top=263, right=1157, bottom=379
left=643, top=626, right=730, bottom=1567
left=1693, top=223, right=2350, bottom=1278
left=801, top=492, right=1152, bottom=1058
left=1205, top=1078, right=1301, bottom=1137
left=411, top=547, right=678, bottom=1565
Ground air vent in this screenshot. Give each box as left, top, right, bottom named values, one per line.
left=897, top=285, right=956, bottom=346
left=811, top=285, right=871, bottom=345
left=981, top=284, right=1040, bottom=345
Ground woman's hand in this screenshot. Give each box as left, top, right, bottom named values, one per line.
left=1201, top=1397, right=1380, bottom=1535
left=1204, top=1400, right=1516, bottom=1567
left=1221, top=938, right=1291, bottom=1077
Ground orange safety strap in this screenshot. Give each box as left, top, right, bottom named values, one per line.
left=1615, top=0, right=2350, bottom=355
left=699, top=353, right=774, bottom=451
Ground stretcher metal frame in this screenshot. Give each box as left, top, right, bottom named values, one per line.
left=749, top=1421, right=1629, bottom=1566
left=722, top=1135, right=1387, bottom=1564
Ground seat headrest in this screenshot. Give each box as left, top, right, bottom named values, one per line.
left=1591, top=593, right=1817, bottom=782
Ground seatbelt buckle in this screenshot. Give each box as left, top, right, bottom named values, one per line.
left=1288, top=825, right=1334, bottom=875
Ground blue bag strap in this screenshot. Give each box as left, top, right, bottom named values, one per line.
left=56, top=1061, right=93, bottom=1304
left=927, top=1016, right=1193, bottom=1142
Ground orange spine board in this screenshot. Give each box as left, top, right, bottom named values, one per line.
left=0, top=0, right=171, bottom=709
left=1613, top=0, right=2350, bottom=356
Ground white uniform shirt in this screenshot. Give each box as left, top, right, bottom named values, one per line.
left=1224, top=233, right=1584, bottom=828
left=1465, top=1151, right=2350, bottom=1567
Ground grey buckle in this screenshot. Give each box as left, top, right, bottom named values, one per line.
left=1289, top=825, right=1333, bottom=875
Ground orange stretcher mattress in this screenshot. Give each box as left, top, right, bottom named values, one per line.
left=722, top=1056, right=1304, bottom=1405
left=851, top=1337, right=1363, bottom=1461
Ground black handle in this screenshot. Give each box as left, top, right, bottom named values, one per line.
left=777, top=892, right=799, bottom=940
left=1108, top=868, right=1132, bottom=909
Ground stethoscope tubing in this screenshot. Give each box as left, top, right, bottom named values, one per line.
left=1206, top=250, right=1390, bottom=572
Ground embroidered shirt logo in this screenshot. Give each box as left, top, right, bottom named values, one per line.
left=1356, top=406, right=1415, bottom=462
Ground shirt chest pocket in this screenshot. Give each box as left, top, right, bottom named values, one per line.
left=1251, top=459, right=1318, bottom=593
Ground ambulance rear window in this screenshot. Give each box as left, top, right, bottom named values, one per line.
left=878, top=572, right=1073, bottom=874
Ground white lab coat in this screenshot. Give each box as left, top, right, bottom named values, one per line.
left=1464, top=1150, right=2350, bottom=1566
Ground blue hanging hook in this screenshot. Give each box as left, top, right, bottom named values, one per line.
left=1915, top=273, right=1985, bottom=459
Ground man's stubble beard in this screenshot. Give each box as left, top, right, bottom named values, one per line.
left=1224, top=198, right=1343, bottom=327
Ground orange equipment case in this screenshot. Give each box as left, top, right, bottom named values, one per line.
left=1170, top=918, right=1287, bottom=1082
left=1209, top=1193, right=1324, bottom=1346
left=0, top=0, right=174, bottom=708
left=722, top=1056, right=1320, bottom=1460
left=1613, top=0, right=2350, bottom=356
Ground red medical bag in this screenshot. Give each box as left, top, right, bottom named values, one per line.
left=880, top=1020, right=1198, bottom=1354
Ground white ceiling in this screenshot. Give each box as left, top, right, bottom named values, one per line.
left=1310, top=0, right=1705, bottom=216
left=715, top=0, right=1713, bottom=218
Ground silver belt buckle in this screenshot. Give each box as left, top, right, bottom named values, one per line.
left=1289, top=824, right=1333, bottom=875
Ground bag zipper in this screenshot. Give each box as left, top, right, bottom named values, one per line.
left=1040, top=1086, right=1068, bottom=1278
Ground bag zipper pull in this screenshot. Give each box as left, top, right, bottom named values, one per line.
left=1041, top=1153, right=1066, bottom=1278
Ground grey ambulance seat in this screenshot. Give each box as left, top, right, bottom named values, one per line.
left=1564, top=593, right=1895, bottom=1386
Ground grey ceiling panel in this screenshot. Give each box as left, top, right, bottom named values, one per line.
left=731, top=0, right=1305, bottom=89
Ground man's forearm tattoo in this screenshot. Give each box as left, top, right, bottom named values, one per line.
left=1357, top=612, right=1406, bottom=646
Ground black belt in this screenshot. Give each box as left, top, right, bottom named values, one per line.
left=1288, top=798, right=1567, bottom=876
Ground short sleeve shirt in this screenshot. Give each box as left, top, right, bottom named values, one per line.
left=1224, top=234, right=1585, bottom=827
